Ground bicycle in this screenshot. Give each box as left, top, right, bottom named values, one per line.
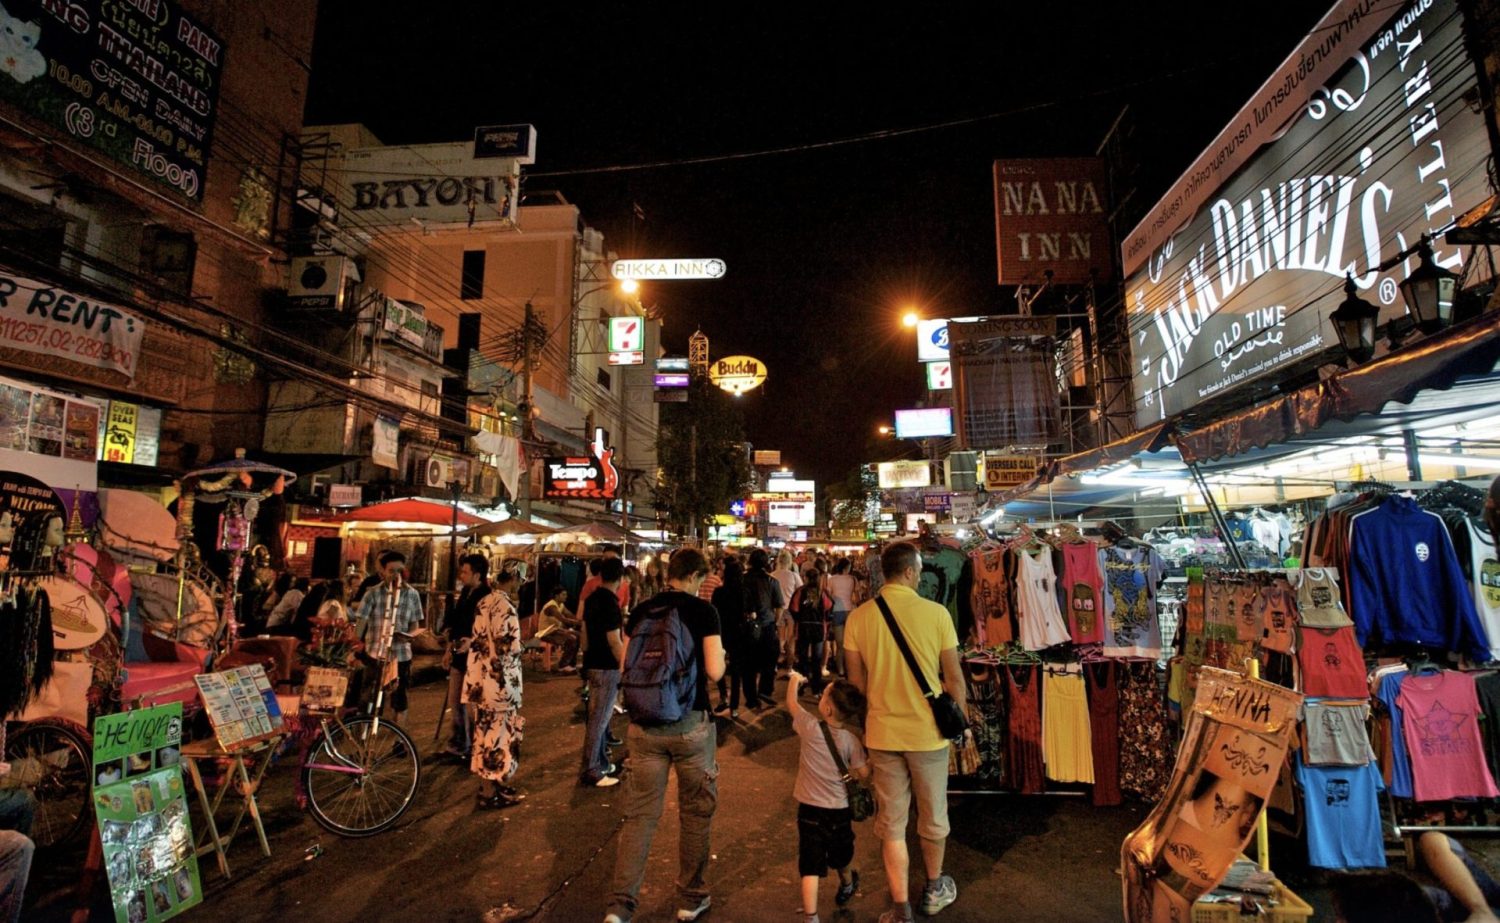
left=2, top=717, right=92, bottom=850
left=297, top=671, right=421, bottom=837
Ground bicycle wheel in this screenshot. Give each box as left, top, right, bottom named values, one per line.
left=4, top=720, right=93, bottom=850
left=302, top=716, right=420, bottom=837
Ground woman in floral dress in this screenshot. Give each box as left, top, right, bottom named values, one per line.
left=465, top=573, right=526, bottom=808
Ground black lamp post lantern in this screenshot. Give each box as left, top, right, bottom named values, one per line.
left=1399, top=235, right=1460, bottom=334
left=1331, top=273, right=1380, bottom=365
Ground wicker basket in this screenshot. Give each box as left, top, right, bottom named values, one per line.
left=1191, top=882, right=1313, bottom=923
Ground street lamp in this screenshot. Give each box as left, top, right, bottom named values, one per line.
left=1399, top=235, right=1459, bottom=334
left=1330, top=273, right=1379, bottom=365
left=619, top=278, right=641, bottom=296
left=901, top=310, right=921, bottom=328
left=877, top=425, right=892, bottom=435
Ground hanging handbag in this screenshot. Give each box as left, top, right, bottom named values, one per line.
left=874, top=595, right=968, bottom=740
left=819, top=720, right=876, bottom=821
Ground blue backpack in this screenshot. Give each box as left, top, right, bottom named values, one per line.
left=620, top=600, right=698, bottom=725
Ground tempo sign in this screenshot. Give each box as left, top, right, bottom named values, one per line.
left=878, top=461, right=931, bottom=489
left=611, top=259, right=727, bottom=281
left=710, top=355, right=766, bottom=396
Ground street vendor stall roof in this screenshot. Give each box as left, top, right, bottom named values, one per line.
left=331, top=497, right=485, bottom=527
left=461, top=518, right=559, bottom=539
left=987, top=309, right=1500, bottom=516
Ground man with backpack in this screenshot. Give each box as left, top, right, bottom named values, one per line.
left=605, top=547, right=725, bottom=923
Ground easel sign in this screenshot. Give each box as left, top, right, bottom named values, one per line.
left=193, top=665, right=283, bottom=748
left=91, top=702, right=202, bottom=923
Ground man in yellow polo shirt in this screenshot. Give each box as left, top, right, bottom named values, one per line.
left=844, top=542, right=966, bottom=922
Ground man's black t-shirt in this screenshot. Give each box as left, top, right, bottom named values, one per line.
left=445, top=584, right=490, bottom=650
left=636, top=589, right=721, bottom=712
left=745, top=571, right=784, bottom=628
left=582, top=586, right=624, bottom=671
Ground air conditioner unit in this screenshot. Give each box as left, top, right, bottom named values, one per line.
left=422, top=456, right=451, bottom=488
left=289, top=255, right=360, bottom=312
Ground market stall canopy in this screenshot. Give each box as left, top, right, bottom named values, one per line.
left=332, top=498, right=486, bottom=528
left=1175, top=310, right=1500, bottom=464
left=461, top=518, right=559, bottom=539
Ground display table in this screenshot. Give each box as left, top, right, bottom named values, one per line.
left=180, top=730, right=284, bottom=878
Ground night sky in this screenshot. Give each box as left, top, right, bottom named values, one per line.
left=305, top=2, right=1327, bottom=489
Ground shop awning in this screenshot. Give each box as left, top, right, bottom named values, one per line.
left=1175, top=310, right=1500, bottom=464
left=988, top=424, right=1172, bottom=504
left=331, top=498, right=486, bottom=527
left=461, top=518, right=558, bottom=539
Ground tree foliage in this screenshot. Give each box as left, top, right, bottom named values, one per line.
left=653, top=379, right=751, bottom=536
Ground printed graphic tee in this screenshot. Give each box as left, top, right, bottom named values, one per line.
left=1015, top=550, right=1071, bottom=651
left=1397, top=670, right=1500, bottom=802
left=1466, top=521, right=1500, bottom=661
left=1303, top=699, right=1375, bottom=766
left=1101, top=545, right=1166, bottom=659
left=1254, top=583, right=1298, bottom=654
left=1295, top=568, right=1353, bottom=628
left=1061, top=542, right=1106, bottom=644
left=1295, top=756, right=1387, bottom=869
left=1296, top=626, right=1367, bottom=699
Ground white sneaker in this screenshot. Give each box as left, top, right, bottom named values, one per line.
left=676, top=896, right=711, bottom=921
left=594, top=775, right=620, bottom=788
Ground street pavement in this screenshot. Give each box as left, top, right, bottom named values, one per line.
left=30, top=660, right=1317, bottom=922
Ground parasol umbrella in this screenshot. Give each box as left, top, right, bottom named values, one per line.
left=554, top=521, right=628, bottom=543
left=332, top=498, right=486, bottom=528
left=183, top=448, right=298, bottom=493
left=461, top=518, right=558, bottom=539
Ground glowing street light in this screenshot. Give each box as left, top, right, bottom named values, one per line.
left=619, top=278, right=641, bottom=295
left=877, top=425, right=893, bottom=435
left=901, top=310, right=921, bottom=328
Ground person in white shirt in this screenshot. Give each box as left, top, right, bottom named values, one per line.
left=772, top=550, right=803, bottom=669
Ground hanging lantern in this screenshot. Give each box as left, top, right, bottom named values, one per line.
left=1330, top=274, right=1379, bottom=365
left=1398, top=236, right=1460, bottom=335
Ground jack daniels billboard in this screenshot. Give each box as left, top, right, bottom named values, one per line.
left=1126, top=0, right=1491, bottom=428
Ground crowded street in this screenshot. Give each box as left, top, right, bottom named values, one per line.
left=25, top=656, right=1147, bottom=922
left=6, top=0, right=1500, bottom=921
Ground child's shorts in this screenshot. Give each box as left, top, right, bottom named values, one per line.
left=797, top=802, right=855, bottom=877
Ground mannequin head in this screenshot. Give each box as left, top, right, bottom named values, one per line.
left=44, top=514, right=64, bottom=548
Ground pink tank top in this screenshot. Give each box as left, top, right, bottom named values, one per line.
left=1398, top=671, right=1500, bottom=801
left=1061, top=542, right=1105, bottom=644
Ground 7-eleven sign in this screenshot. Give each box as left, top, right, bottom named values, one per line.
left=925, top=360, right=952, bottom=391
left=609, top=316, right=643, bottom=352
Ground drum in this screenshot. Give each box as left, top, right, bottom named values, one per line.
left=39, top=575, right=108, bottom=651
left=97, top=488, right=179, bottom=565
left=131, top=571, right=221, bottom=649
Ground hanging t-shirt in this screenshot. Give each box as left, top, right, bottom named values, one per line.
left=1303, top=699, right=1376, bottom=766
left=1398, top=670, right=1500, bottom=802
left=1014, top=549, right=1071, bottom=651
left=970, top=549, right=1012, bottom=647
left=1255, top=582, right=1298, bottom=654
left=1375, top=671, right=1416, bottom=799
left=1295, top=756, right=1387, bottom=869
left=1232, top=583, right=1262, bottom=643
left=1465, top=520, right=1500, bottom=662
left=1060, top=542, right=1106, bottom=645
left=1101, top=545, right=1166, bottom=659
left=1295, top=568, right=1353, bottom=628
left=1296, top=626, right=1367, bottom=698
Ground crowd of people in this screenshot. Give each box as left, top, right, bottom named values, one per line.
left=394, top=539, right=965, bottom=923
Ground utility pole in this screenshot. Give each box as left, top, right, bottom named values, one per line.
left=520, top=301, right=537, bottom=520
left=689, top=422, right=698, bottom=542
left=619, top=363, right=631, bottom=556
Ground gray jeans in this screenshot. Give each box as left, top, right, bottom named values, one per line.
left=608, top=712, right=718, bottom=916
left=0, top=831, right=32, bottom=923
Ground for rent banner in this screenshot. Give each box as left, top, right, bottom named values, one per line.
left=0, top=271, right=144, bottom=378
